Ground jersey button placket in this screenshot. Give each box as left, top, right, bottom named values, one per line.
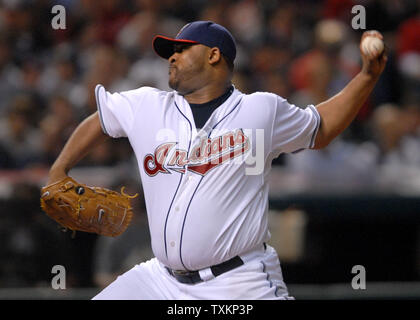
left=166, top=191, right=187, bottom=267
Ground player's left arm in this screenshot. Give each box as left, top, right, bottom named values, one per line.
left=312, top=30, right=387, bottom=150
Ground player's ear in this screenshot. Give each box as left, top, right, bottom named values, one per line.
left=208, top=47, right=222, bottom=66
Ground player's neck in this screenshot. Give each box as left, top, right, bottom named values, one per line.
left=184, top=83, right=232, bottom=104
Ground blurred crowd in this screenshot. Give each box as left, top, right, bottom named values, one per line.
left=0, top=0, right=419, bottom=288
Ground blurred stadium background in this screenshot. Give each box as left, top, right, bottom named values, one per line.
left=0, top=0, right=419, bottom=299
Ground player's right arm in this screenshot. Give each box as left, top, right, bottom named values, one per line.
left=312, top=31, right=387, bottom=149
left=47, top=112, right=109, bottom=185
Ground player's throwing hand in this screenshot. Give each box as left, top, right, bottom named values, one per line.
left=360, top=30, right=387, bottom=78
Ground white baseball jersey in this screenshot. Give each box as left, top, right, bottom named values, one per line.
left=95, top=84, right=320, bottom=272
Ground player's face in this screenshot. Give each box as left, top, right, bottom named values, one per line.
left=168, top=43, right=209, bottom=95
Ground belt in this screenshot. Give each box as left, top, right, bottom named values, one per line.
left=166, top=255, right=244, bottom=285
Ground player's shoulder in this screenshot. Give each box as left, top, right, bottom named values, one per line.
left=97, top=84, right=167, bottom=95
left=97, top=84, right=174, bottom=103
left=121, top=86, right=169, bottom=98
left=241, top=91, right=287, bottom=106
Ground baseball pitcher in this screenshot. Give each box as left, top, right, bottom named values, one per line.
left=41, top=21, right=386, bottom=299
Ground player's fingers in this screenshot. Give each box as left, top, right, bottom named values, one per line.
left=362, top=30, right=383, bottom=40
left=369, top=50, right=383, bottom=61
left=360, top=45, right=375, bottom=60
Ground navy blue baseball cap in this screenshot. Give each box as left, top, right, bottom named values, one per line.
left=153, top=21, right=236, bottom=63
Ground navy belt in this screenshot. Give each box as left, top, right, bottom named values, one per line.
left=166, top=255, right=244, bottom=284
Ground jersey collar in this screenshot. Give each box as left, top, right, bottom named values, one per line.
left=174, top=85, right=242, bottom=138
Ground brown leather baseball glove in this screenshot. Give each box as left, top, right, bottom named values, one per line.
left=40, top=177, right=138, bottom=237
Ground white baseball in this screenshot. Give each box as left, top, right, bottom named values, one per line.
left=361, top=36, right=384, bottom=56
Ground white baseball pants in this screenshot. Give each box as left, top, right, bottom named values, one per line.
left=92, top=244, right=294, bottom=300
